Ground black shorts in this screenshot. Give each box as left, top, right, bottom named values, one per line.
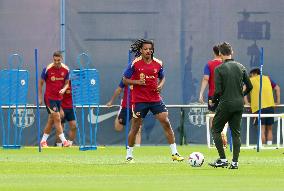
left=44, top=98, right=61, bottom=114
left=118, top=107, right=132, bottom=125
left=208, top=96, right=218, bottom=112
left=62, top=108, right=75, bottom=123
left=254, top=107, right=275, bottom=126
left=133, top=101, right=168, bottom=118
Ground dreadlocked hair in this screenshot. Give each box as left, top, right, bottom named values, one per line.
left=130, top=39, right=154, bottom=58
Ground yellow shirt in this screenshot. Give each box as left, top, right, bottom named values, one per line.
left=250, top=75, right=275, bottom=113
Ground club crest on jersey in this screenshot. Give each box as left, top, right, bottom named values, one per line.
left=140, top=73, right=145, bottom=79
left=51, top=76, right=56, bottom=81
left=53, top=107, right=57, bottom=111
left=61, top=72, right=64, bottom=76
left=154, top=69, right=158, bottom=73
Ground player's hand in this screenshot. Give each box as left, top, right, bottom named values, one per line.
left=199, top=95, right=205, bottom=104
left=106, top=101, right=113, bottom=107
left=136, top=79, right=146, bottom=85
left=59, top=88, right=66, bottom=95
left=275, top=101, right=281, bottom=105
left=244, top=103, right=250, bottom=107
left=157, top=85, right=163, bottom=93
left=208, top=100, right=214, bottom=107
left=60, top=108, right=65, bottom=119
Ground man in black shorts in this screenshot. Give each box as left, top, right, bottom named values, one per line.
left=56, top=81, right=76, bottom=146
left=106, top=80, right=141, bottom=146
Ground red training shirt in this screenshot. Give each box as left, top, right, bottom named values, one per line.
left=41, top=63, right=69, bottom=101
left=124, top=56, right=164, bottom=103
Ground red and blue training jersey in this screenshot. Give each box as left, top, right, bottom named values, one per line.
left=203, top=59, right=222, bottom=97
left=41, top=63, right=69, bottom=101
left=123, top=56, right=164, bottom=103
left=118, top=80, right=132, bottom=108
left=61, top=81, right=73, bottom=109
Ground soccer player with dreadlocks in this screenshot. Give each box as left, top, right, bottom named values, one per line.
left=123, top=39, right=184, bottom=162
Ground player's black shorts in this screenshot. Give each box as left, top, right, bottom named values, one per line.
left=44, top=98, right=61, bottom=114
left=208, top=96, right=218, bottom=112
left=254, top=107, right=275, bottom=126
left=118, top=107, right=132, bottom=125
left=133, top=101, right=168, bottom=118
left=62, top=108, right=75, bottom=123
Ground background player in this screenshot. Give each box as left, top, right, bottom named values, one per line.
left=244, top=68, right=280, bottom=145
left=199, top=45, right=228, bottom=147
left=106, top=80, right=142, bottom=146
left=56, top=81, right=77, bottom=146
left=38, top=51, right=70, bottom=147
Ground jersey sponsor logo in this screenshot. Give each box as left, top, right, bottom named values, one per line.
left=88, top=110, right=118, bottom=124
left=12, top=108, right=35, bottom=128
left=188, top=107, right=208, bottom=127
left=145, top=75, right=155, bottom=79
left=51, top=76, right=64, bottom=81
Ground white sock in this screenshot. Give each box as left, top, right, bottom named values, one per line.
left=135, top=144, right=141, bottom=147
left=126, top=146, right=134, bottom=159
left=58, top=133, right=67, bottom=142
left=267, top=141, right=272, bottom=145
left=220, top=158, right=228, bottom=162
left=56, top=143, right=63, bottom=147
left=68, top=140, right=73, bottom=146
left=170, top=143, right=178, bottom=155
left=41, top=133, right=49, bottom=142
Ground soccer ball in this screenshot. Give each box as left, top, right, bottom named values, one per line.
left=188, top=152, right=205, bottom=167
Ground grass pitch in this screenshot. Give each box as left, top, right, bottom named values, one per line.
left=0, top=145, right=284, bottom=191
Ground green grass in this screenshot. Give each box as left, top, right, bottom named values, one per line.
left=0, top=145, right=284, bottom=191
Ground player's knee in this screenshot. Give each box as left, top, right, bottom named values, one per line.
left=137, top=126, right=142, bottom=133
left=69, top=120, right=76, bottom=126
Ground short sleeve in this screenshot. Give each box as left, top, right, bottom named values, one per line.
left=158, top=67, right=164, bottom=79
left=118, top=79, right=125, bottom=88
left=204, top=64, right=210, bottom=75
left=123, top=64, right=134, bottom=78
left=41, top=68, right=47, bottom=80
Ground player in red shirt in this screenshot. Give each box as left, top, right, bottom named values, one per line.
left=106, top=80, right=142, bottom=146
left=38, top=51, right=70, bottom=147
left=199, top=45, right=228, bottom=147
left=55, top=81, right=77, bottom=146
left=123, top=39, right=184, bottom=162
